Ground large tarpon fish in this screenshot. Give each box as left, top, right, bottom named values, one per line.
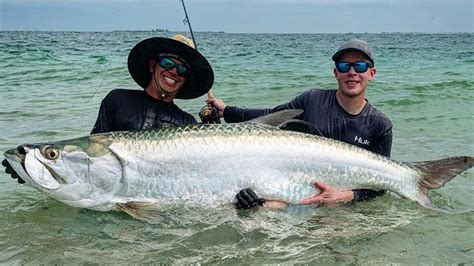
left=3, top=111, right=473, bottom=221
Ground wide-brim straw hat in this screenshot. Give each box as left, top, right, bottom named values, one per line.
left=128, top=35, right=214, bottom=99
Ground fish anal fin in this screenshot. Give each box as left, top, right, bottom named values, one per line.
left=409, top=190, right=434, bottom=209
left=115, top=201, right=162, bottom=222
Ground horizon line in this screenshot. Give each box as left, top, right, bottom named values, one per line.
left=1, top=30, right=473, bottom=34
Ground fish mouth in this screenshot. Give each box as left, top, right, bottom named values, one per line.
left=4, top=146, right=31, bottom=184
left=5, top=146, right=27, bottom=172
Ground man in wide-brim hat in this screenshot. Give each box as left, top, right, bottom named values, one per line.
left=90, top=35, right=214, bottom=134
left=3, top=35, right=215, bottom=185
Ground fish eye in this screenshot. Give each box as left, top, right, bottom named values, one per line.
left=43, top=146, right=59, bottom=160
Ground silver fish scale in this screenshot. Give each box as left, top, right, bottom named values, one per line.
left=105, top=123, right=420, bottom=206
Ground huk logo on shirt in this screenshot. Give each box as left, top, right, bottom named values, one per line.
left=354, top=136, right=370, bottom=146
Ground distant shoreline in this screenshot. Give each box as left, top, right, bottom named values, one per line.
left=0, top=30, right=472, bottom=34
left=0, top=30, right=227, bottom=34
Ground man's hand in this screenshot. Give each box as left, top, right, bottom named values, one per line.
left=206, top=98, right=227, bottom=118
left=235, top=188, right=266, bottom=209
left=299, top=181, right=354, bottom=205
left=2, top=159, right=25, bottom=184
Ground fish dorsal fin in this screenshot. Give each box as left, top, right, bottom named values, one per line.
left=278, top=119, right=324, bottom=136
left=249, top=109, right=304, bottom=127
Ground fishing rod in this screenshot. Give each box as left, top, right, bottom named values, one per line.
left=180, top=0, right=198, bottom=51
left=179, top=0, right=220, bottom=123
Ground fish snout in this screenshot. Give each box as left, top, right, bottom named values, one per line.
left=4, top=145, right=32, bottom=161
left=6, top=144, right=40, bottom=172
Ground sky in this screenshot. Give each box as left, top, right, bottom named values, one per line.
left=1, top=0, right=473, bottom=33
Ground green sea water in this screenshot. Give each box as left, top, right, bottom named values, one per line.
left=0, top=31, right=473, bottom=263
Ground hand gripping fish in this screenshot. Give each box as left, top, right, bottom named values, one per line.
left=3, top=110, right=473, bottom=221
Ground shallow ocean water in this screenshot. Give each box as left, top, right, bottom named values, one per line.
left=0, top=31, right=473, bottom=263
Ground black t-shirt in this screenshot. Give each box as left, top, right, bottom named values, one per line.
left=91, top=89, right=197, bottom=134
left=224, top=89, right=393, bottom=202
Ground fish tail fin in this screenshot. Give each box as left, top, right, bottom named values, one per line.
left=411, top=156, right=473, bottom=207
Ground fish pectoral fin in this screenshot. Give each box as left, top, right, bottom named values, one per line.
left=115, top=201, right=163, bottom=222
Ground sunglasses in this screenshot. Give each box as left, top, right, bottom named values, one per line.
left=335, top=61, right=372, bottom=73
left=158, top=57, right=188, bottom=76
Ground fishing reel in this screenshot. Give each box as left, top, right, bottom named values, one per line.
left=199, top=105, right=221, bottom=124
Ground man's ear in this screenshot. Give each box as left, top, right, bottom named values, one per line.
left=149, top=60, right=156, bottom=73
left=368, top=67, right=376, bottom=80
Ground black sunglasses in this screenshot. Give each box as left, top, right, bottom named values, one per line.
left=335, top=61, right=372, bottom=73
left=158, top=57, right=188, bottom=76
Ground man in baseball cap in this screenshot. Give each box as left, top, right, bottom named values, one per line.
left=207, top=38, right=392, bottom=209
left=91, top=34, right=214, bottom=134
